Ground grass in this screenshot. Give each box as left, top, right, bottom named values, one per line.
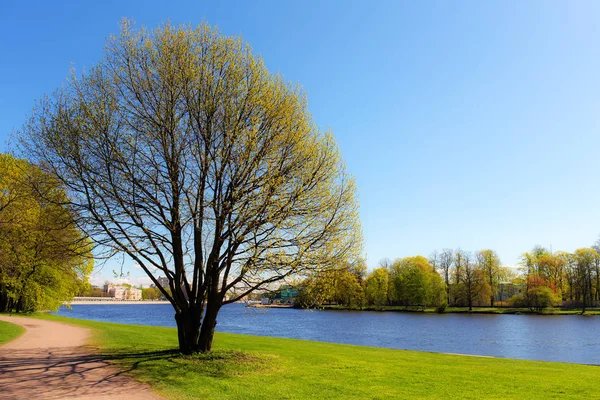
left=25, top=313, right=600, bottom=399
left=0, top=319, right=25, bottom=345
left=321, top=304, right=600, bottom=315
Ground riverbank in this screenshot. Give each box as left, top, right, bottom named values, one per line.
left=246, top=303, right=294, bottom=308
left=319, top=304, right=600, bottom=315
left=65, top=300, right=171, bottom=305
left=19, top=313, right=600, bottom=399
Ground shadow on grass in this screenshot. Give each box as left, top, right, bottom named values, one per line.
left=0, top=347, right=267, bottom=398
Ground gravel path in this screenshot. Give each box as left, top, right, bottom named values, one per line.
left=0, top=315, right=162, bottom=399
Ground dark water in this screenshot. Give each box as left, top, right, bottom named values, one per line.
left=55, top=303, right=600, bottom=364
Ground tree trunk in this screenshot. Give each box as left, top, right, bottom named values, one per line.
left=0, top=292, right=8, bottom=313
left=445, top=275, right=450, bottom=306
left=198, top=301, right=221, bottom=352
left=174, top=305, right=203, bottom=354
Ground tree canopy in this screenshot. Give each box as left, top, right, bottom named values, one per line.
left=19, top=20, right=361, bottom=352
left=390, top=256, right=445, bottom=308
left=0, top=153, right=92, bottom=312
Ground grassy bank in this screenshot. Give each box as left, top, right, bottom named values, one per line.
left=0, top=319, right=25, bottom=344
left=320, top=304, right=600, bottom=315
left=26, top=314, right=599, bottom=399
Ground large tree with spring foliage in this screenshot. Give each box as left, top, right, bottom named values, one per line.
left=19, top=21, right=362, bottom=353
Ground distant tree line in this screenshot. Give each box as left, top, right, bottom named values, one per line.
left=296, top=241, right=600, bottom=313
left=516, top=244, right=600, bottom=312
left=296, top=256, right=447, bottom=311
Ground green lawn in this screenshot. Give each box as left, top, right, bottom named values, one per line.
left=0, top=319, right=25, bottom=345
left=29, top=313, right=599, bottom=399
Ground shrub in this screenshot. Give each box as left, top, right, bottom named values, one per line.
left=436, top=302, right=447, bottom=313
left=508, top=287, right=560, bottom=311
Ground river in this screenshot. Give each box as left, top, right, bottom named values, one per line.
left=54, top=303, right=600, bottom=364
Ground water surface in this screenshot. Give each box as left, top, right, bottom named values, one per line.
left=55, top=303, right=600, bottom=364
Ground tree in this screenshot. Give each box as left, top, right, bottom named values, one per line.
left=0, top=153, right=92, bottom=312
left=19, top=21, right=361, bottom=353
left=295, top=263, right=364, bottom=308
left=536, top=252, right=566, bottom=300
left=592, top=239, right=600, bottom=302
left=457, top=252, right=488, bottom=311
left=527, top=286, right=560, bottom=311
left=434, top=249, right=453, bottom=306
left=142, top=286, right=161, bottom=300
left=452, top=249, right=467, bottom=306
left=573, top=248, right=597, bottom=313
left=391, top=256, right=445, bottom=308
left=348, top=258, right=368, bottom=285
left=365, top=268, right=390, bottom=309
left=476, top=249, right=501, bottom=307
left=509, top=284, right=559, bottom=311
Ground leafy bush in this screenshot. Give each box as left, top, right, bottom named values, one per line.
left=527, top=286, right=560, bottom=311
left=508, top=286, right=560, bottom=311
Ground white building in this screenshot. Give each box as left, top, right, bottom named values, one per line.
left=103, top=284, right=142, bottom=300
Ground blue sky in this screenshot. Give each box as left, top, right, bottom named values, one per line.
left=2, top=1, right=600, bottom=285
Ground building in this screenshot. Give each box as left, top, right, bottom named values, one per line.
left=270, top=285, right=298, bottom=304
left=103, top=284, right=142, bottom=300
left=495, top=282, right=525, bottom=304
left=156, top=276, right=170, bottom=290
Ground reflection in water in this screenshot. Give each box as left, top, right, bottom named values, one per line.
left=55, top=304, right=600, bottom=364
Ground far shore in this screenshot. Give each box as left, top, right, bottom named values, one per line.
left=318, top=304, right=600, bottom=315
left=62, top=301, right=600, bottom=314
left=64, top=300, right=171, bottom=305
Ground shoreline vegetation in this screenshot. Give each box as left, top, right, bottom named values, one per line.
left=7, top=314, right=597, bottom=399
left=316, top=304, right=600, bottom=315
left=65, top=300, right=172, bottom=305
left=290, top=247, right=600, bottom=317
left=62, top=301, right=600, bottom=315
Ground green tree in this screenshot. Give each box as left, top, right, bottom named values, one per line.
left=592, top=239, right=600, bottom=303
left=0, top=153, right=92, bottom=312
left=365, top=268, right=390, bottom=309
left=527, top=286, right=561, bottom=311
left=142, top=287, right=161, bottom=300
left=295, top=263, right=364, bottom=308
left=573, top=248, right=597, bottom=313
left=20, top=21, right=361, bottom=353
left=391, top=256, right=445, bottom=308
left=476, top=250, right=501, bottom=307
left=452, top=249, right=467, bottom=306
left=432, top=249, right=453, bottom=306
left=456, top=252, right=488, bottom=311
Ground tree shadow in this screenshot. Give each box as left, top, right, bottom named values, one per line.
left=0, top=347, right=178, bottom=399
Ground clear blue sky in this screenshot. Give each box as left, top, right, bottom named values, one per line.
left=2, top=1, right=600, bottom=285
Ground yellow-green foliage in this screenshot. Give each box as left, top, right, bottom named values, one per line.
left=21, top=19, right=362, bottom=305
left=0, top=154, right=92, bottom=312
left=365, top=267, right=390, bottom=308
left=296, top=262, right=365, bottom=308
left=390, top=256, right=446, bottom=307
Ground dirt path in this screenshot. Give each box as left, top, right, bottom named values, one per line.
left=0, top=315, right=163, bottom=399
